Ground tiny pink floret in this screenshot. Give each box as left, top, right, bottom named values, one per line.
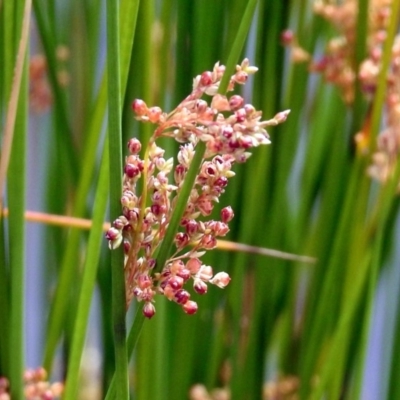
left=210, top=272, right=231, bottom=288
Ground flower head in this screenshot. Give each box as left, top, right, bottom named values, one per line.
left=106, top=59, right=289, bottom=317
left=284, top=1, right=400, bottom=185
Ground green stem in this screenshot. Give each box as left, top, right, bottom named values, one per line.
left=43, top=77, right=107, bottom=372
left=8, top=77, right=27, bottom=400
left=154, top=141, right=206, bottom=272
left=104, top=304, right=145, bottom=400
left=218, top=0, right=258, bottom=94
left=106, top=0, right=128, bottom=398
left=32, top=0, right=79, bottom=181
left=6, top=1, right=30, bottom=397
left=62, top=143, right=110, bottom=400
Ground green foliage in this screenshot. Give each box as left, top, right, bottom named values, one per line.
left=1, top=1, right=399, bottom=399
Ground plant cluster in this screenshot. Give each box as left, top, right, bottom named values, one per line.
left=0, top=368, right=63, bottom=400
left=106, top=59, right=290, bottom=318
left=29, top=47, right=69, bottom=113
left=189, top=375, right=299, bottom=400
left=283, top=0, right=400, bottom=184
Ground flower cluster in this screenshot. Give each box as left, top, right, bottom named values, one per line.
left=282, top=1, right=392, bottom=103
left=365, top=35, right=400, bottom=182
left=264, top=375, right=300, bottom=400
left=0, top=368, right=63, bottom=400
left=190, top=375, right=300, bottom=400
left=106, top=59, right=290, bottom=318
left=283, top=1, right=400, bottom=184
left=29, top=47, right=70, bottom=113
left=29, top=55, right=53, bottom=113
left=310, top=0, right=358, bottom=104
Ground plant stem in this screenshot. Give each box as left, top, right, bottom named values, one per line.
left=5, top=1, right=30, bottom=398
left=62, top=143, right=110, bottom=400
left=106, top=0, right=128, bottom=398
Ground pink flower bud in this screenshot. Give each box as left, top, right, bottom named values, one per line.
left=144, top=244, right=152, bottom=258
left=147, top=107, right=162, bottom=123
left=235, top=108, right=246, bottom=122
left=25, top=385, right=36, bottom=398
left=197, top=197, right=213, bottom=216
left=170, top=260, right=184, bottom=274
left=35, top=367, right=48, bottom=381
left=195, top=100, right=208, bottom=114
left=163, top=285, right=176, bottom=300
left=215, top=64, right=226, bottom=78
left=193, top=279, right=208, bottom=294
left=113, top=216, right=127, bottom=229
left=123, top=241, right=130, bottom=254
left=147, top=258, right=156, bottom=269
left=151, top=204, right=166, bottom=217
left=234, top=71, right=248, bottom=84
left=215, top=176, right=228, bottom=188
left=41, top=390, right=54, bottom=400
left=174, top=164, right=186, bottom=184
left=204, top=163, right=217, bottom=177
left=124, top=163, right=140, bottom=178
left=273, top=109, right=291, bottom=124
left=137, top=159, right=145, bottom=172
left=200, top=71, right=213, bottom=86
left=105, top=227, right=120, bottom=241
left=23, top=370, right=35, bottom=382
left=185, top=219, right=199, bottom=235
left=199, top=265, right=213, bottom=281
left=229, top=95, right=244, bottom=111
left=124, top=208, right=138, bottom=222
left=0, top=377, right=9, bottom=391
left=121, top=191, right=136, bottom=208
left=175, top=232, right=190, bottom=248
left=132, top=99, right=147, bottom=115
left=201, top=107, right=216, bottom=121
left=213, top=221, right=229, bottom=236
left=186, top=258, right=202, bottom=274
left=221, top=125, right=234, bottom=139
left=167, top=276, right=184, bottom=290
left=177, top=268, right=191, bottom=282
left=175, top=289, right=190, bottom=305
left=127, top=138, right=141, bottom=154
left=138, top=274, right=152, bottom=289
left=143, top=302, right=156, bottom=318
left=244, top=104, right=256, bottom=116
left=281, top=29, right=294, bottom=46
left=238, top=136, right=253, bottom=149
left=183, top=300, right=198, bottom=315
left=211, top=94, right=230, bottom=111
left=160, top=269, right=171, bottom=279
left=210, top=272, right=231, bottom=288
left=126, top=154, right=137, bottom=164
left=310, top=57, right=328, bottom=72
left=51, top=382, right=64, bottom=397
left=201, top=234, right=217, bottom=249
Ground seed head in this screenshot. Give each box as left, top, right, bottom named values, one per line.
left=106, top=59, right=289, bottom=317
